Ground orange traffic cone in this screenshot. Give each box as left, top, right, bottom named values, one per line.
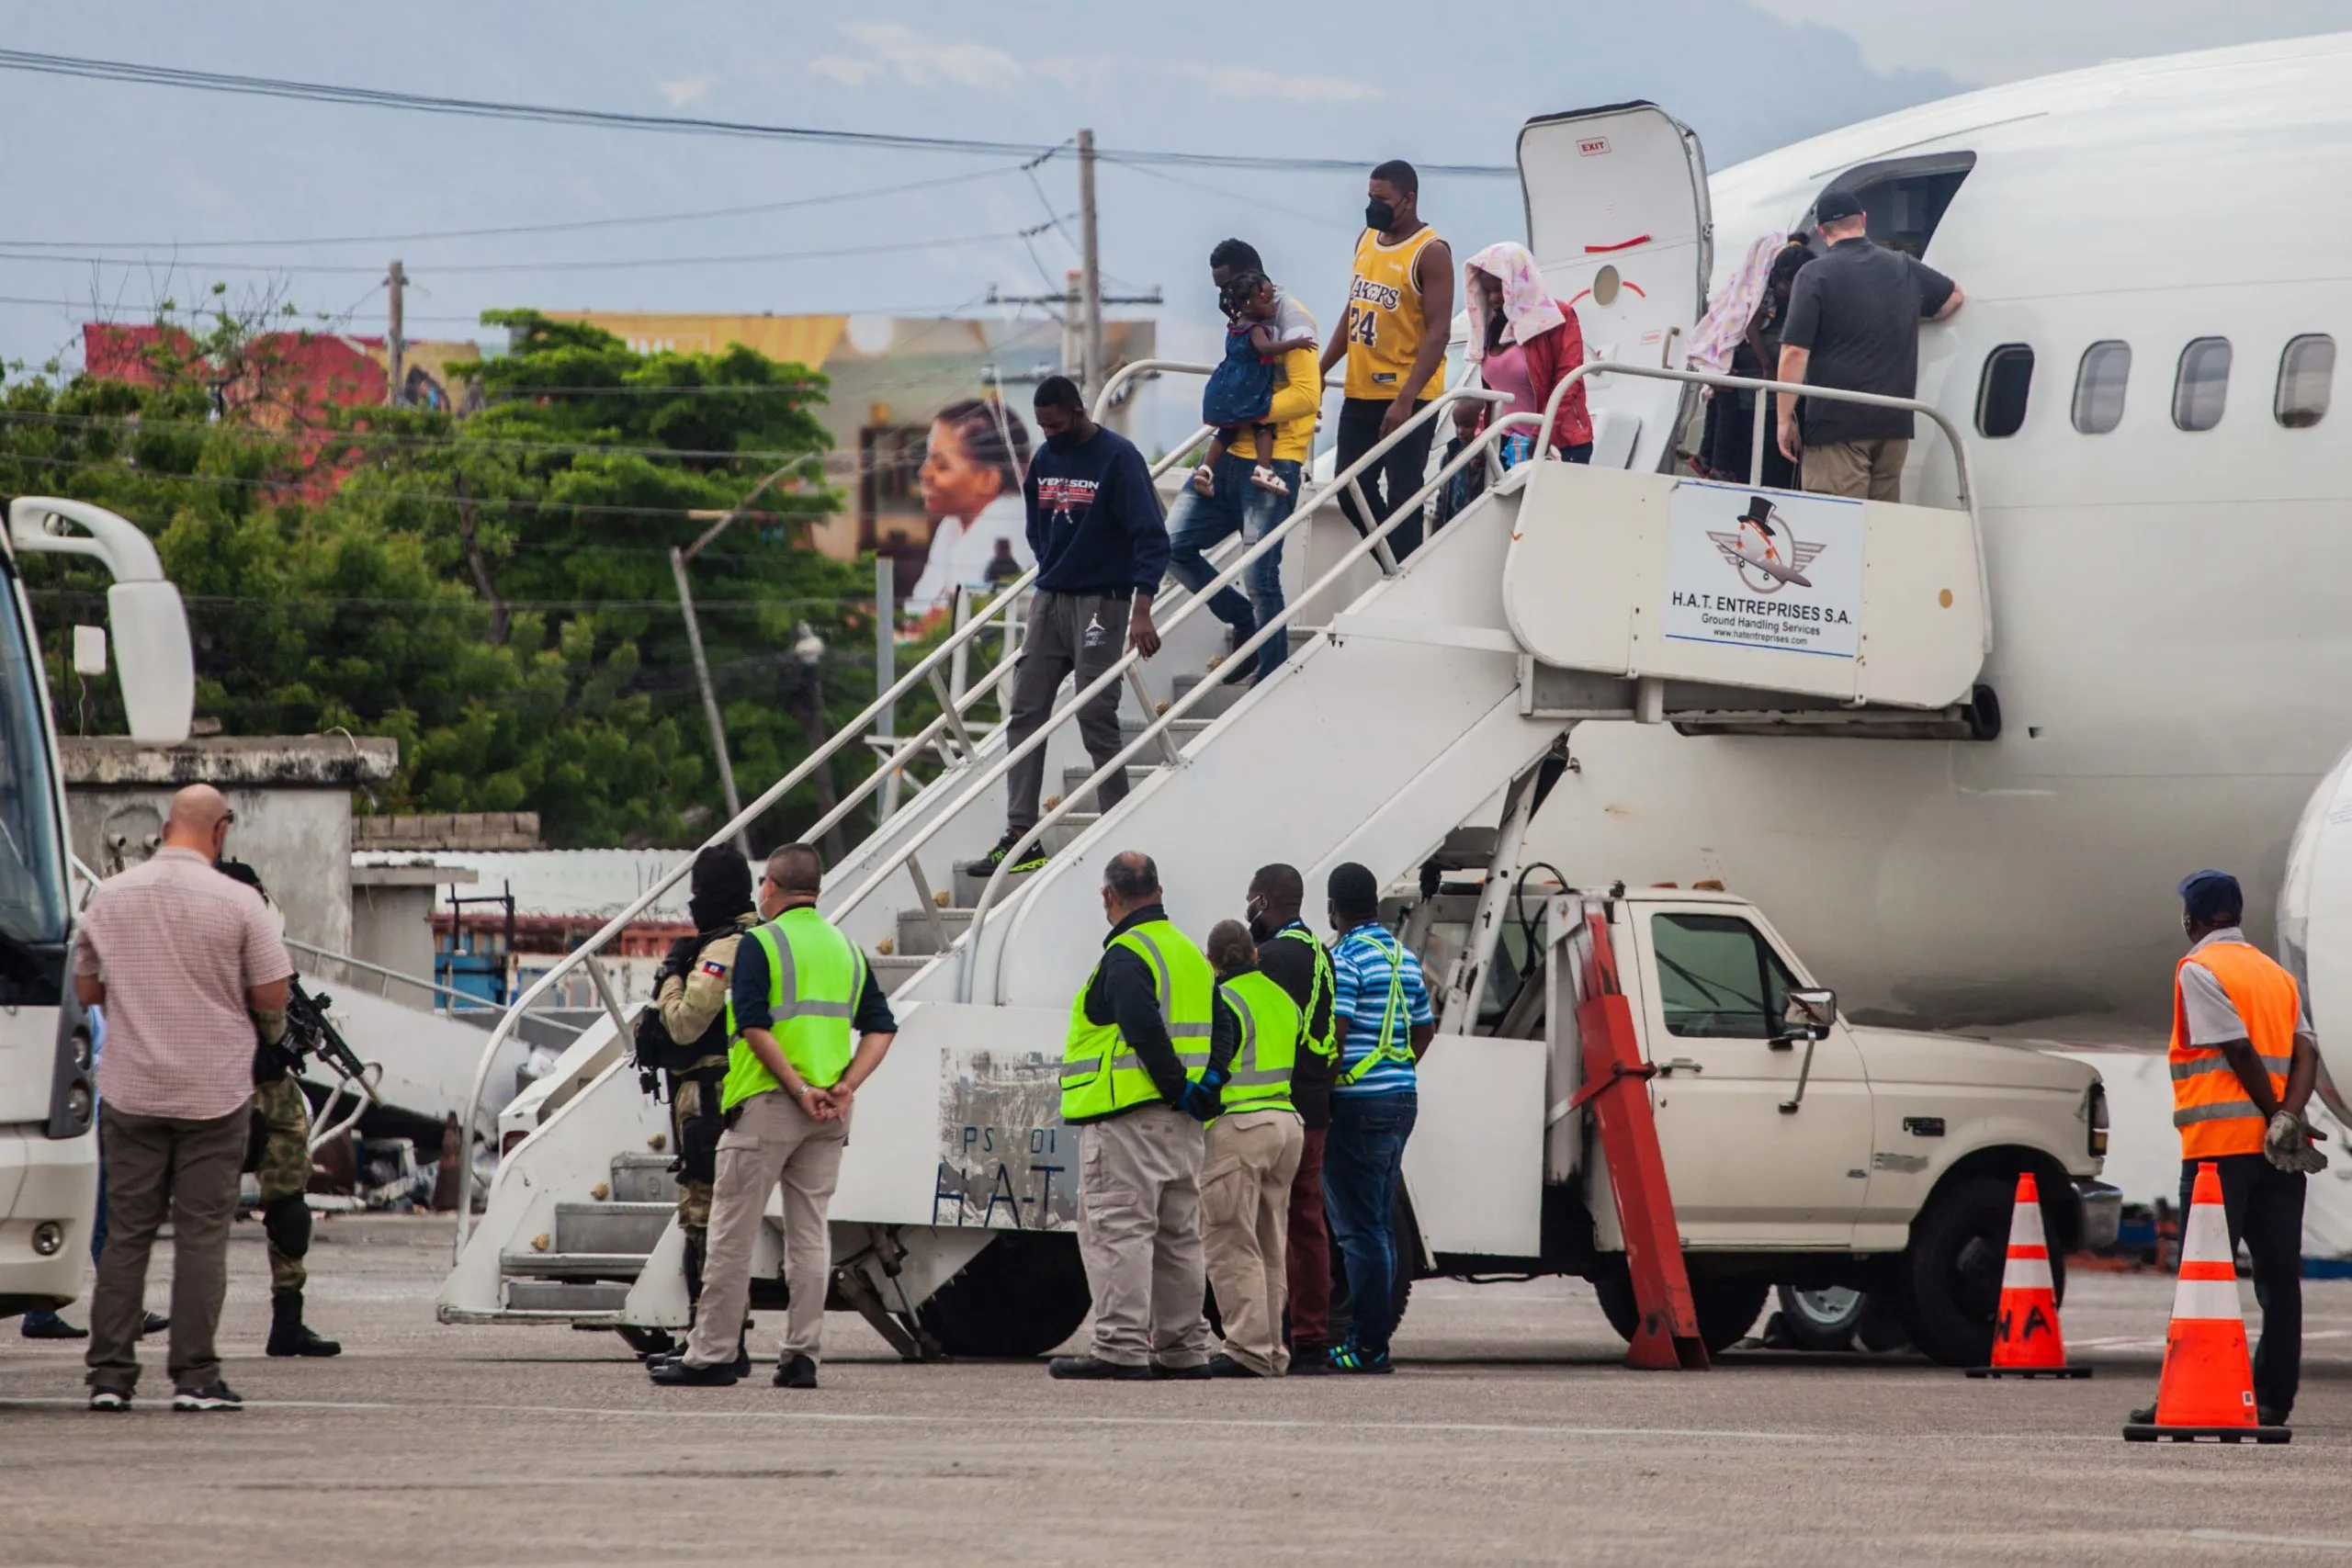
left=1967, top=1171, right=2089, bottom=1379
left=2122, top=1160, right=2290, bottom=1444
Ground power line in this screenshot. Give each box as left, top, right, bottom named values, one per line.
left=0, top=166, right=1024, bottom=253
left=0, top=49, right=1517, bottom=177
left=0, top=225, right=1057, bottom=276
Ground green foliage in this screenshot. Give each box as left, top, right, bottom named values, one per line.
left=6, top=309, right=875, bottom=849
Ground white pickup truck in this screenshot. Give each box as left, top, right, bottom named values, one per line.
left=1385, top=884, right=2120, bottom=1366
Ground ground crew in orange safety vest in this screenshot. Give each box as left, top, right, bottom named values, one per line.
left=2128, top=869, right=2326, bottom=1432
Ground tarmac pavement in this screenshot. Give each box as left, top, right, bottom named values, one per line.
left=7, top=1215, right=2352, bottom=1566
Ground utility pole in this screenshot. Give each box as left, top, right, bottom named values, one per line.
left=385, top=259, right=406, bottom=407
left=1060, top=269, right=1082, bottom=382
left=673, top=462, right=800, bottom=857
left=1077, top=129, right=1103, bottom=399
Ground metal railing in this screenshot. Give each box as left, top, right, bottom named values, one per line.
left=447, top=400, right=1233, bottom=1257
left=959, top=392, right=1531, bottom=1004
left=1535, top=358, right=1990, bottom=652
left=799, top=367, right=1511, bottom=1004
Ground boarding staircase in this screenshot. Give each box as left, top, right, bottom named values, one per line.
left=438, top=356, right=1994, bottom=1350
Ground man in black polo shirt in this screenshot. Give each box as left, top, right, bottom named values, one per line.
left=1776, top=187, right=1963, bottom=502
left=962, top=375, right=1169, bottom=877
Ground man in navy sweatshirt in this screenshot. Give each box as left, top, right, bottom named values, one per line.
left=963, top=375, right=1169, bottom=876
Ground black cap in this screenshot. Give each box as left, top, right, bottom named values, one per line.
left=1814, top=187, right=1864, bottom=225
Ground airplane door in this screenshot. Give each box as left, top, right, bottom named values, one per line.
left=1517, top=103, right=1711, bottom=474
left=1626, top=904, right=1873, bottom=1247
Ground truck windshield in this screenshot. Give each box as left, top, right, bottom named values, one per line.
left=0, top=575, right=70, bottom=948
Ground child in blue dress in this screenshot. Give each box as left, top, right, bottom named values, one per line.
left=1193, top=271, right=1315, bottom=498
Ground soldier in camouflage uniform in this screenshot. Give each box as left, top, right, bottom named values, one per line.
left=215, top=858, right=341, bottom=1359
left=645, top=846, right=760, bottom=1311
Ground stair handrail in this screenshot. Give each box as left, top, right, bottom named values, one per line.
left=824, top=385, right=1505, bottom=969
left=1534, top=359, right=1990, bottom=652
left=450, top=549, right=1069, bottom=1258
left=450, top=402, right=1242, bottom=1257
left=965, top=404, right=1540, bottom=1005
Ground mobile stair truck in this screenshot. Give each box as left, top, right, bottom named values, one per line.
left=440, top=103, right=2117, bottom=1368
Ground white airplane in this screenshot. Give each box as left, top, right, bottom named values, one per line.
left=1515, top=33, right=2352, bottom=1100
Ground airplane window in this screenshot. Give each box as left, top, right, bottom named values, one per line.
left=2071, top=341, right=2131, bottom=434
left=2276, top=334, right=2335, bottom=429
left=2173, top=338, right=2233, bottom=432
left=1975, top=345, right=2034, bottom=438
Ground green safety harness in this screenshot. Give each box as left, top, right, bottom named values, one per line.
left=1335, top=926, right=1417, bottom=1088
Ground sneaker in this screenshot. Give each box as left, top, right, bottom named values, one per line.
left=774, top=1354, right=819, bottom=1390
left=1047, top=1355, right=1151, bottom=1381
left=1151, top=1361, right=1212, bottom=1381
left=86, top=1386, right=130, bottom=1413
left=172, top=1382, right=243, bottom=1412
left=1286, top=1347, right=1335, bottom=1376
left=959, top=829, right=1048, bottom=878
left=1327, top=1344, right=1393, bottom=1375
left=1205, top=1353, right=1263, bottom=1379
left=20, top=1314, right=88, bottom=1340
left=647, top=1357, right=741, bottom=1387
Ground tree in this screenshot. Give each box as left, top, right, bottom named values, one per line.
left=6, top=302, right=876, bottom=850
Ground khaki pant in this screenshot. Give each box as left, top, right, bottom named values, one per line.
left=1202, top=1109, right=1306, bottom=1376
left=85, top=1103, right=246, bottom=1393
left=1077, top=1105, right=1209, bottom=1368
left=1801, top=436, right=1908, bottom=502
left=683, top=1089, right=847, bottom=1369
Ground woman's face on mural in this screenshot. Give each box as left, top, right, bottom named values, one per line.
left=919, top=419, right=1002, bottom=522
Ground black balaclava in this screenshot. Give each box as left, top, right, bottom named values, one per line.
left=687, top=844, right=755, bottom=932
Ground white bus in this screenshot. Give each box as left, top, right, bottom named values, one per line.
left=0, top=497, right=191, bottom=1316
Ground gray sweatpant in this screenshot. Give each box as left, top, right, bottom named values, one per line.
left=1076, top=1104, right=1210, bottom=1368
left=1004, top=590, right=1134, bottom=832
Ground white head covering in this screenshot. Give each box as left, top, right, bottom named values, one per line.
left=1462, top=241, right=1566, bottom=367
left=1685, top=231, right=1788, bottom=388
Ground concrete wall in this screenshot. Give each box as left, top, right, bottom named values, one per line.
left=60, top=736, right=398, bottom=957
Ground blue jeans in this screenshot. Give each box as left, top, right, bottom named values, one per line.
left=1166, top=455, right=1298, bottom=683
left=1323, top=1089, right=1417, bottom=1355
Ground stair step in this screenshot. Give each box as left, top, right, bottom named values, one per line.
left=1058, top=762, right=1154, bottom=807
left=1118, top=716, right=1212, bottom=743
left=553, top=1200, right=672, bottom=1258
left=1170, top=672, right=1248, bottom=716
left=952, top=863, right=1035, bottom=908
left=504, top=1280, right=629, bottom=1314
left=872, top=953, right=933, bottom=984
left=608, top=1152, right=679, bottom=1205
left=895, top=905, right=975, bottom=955
left=1042, top=811, right=1100, bottom=855
left=501, top=1249, right=650, bottom=1281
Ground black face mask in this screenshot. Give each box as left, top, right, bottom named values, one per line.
left=1365, top=197, right=1398, bottom=231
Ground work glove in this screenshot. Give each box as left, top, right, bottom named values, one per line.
left=2265, top=1110, right=2331, bottom=1174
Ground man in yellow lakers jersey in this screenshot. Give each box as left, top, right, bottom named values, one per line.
left=1320, top=159, right=1453, bottom=560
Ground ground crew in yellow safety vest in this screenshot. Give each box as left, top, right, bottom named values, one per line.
left=650, top=843, right=897, bottom=1392
left=2128, top=869, right=2325, bottom=1433
left=1050, top=851, right=1218, bottom=1381
left=1198, top=919, right=1306, bottom=1378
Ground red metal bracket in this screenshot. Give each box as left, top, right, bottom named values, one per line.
left=1576, top=905, right=1708, bottom=1371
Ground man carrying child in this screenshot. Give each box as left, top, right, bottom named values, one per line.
left=1165, top=239, right=1321, bottom=689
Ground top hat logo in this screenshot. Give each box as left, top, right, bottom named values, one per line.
left=1709, top=494, right=1824, bottom=593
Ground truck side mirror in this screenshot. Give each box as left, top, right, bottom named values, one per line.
left=1776, top=987, right=1836, bottom=1045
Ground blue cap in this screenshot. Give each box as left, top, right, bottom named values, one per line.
left=2177, top=870, right=2244, bottom=925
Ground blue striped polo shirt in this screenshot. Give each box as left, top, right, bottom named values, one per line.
left=1329, top=921, right=1431, bottom=1098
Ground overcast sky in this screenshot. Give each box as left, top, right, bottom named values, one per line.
left=1, top=2, right=2343, bottom=393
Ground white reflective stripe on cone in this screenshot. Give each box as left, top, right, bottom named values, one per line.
left=2007, top=1198, right=2049, bottom=1249
left=2179, top=1198, right=2233, bottom=1265
left=2001, top=1255, right=2054, bottom=1292
left=2169, top=1276, right=2246, bottom=1322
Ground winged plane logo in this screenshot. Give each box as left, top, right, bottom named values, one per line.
left=1707, top=494, right=1824, bottom=594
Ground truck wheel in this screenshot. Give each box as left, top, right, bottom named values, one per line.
left=1593, top=1267, right=1768, bottom=1356
left=1899, top=1175, right=2067, bottom=1368
left=1772, top=1285, right=1867, bottom=1352
left=914, top=1232, right=1091, bottom=1359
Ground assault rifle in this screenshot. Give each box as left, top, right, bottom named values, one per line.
left=285, top=976, right=372, bottom=1092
